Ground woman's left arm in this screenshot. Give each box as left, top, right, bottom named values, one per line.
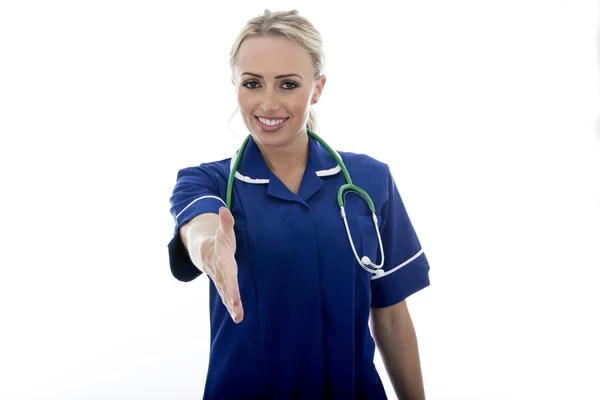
left=370, top=300, right=425, bottom=400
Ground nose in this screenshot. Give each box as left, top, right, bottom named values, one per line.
left=260, top=90, right=280, bottom=113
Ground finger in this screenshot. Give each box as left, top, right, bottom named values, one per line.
left=216, top=225, right=236, bottom=255
left=219, top=254, right=243, bottom=323
left=213, top=277, right=237, bottom=321
left=231, top=294, right=244, bottom=324
left=210, top=262, right=230, bottom=306
left=202, top=257, right=217, bottom=277
left=226, top=271, right=243, bottom=323
left=218, top=207, right=237, bottom=254
left=211, top=255, right=237, bottom=321
left=211, top=278, right=233, bottom=317
left=219, top=206, right=235, bottom=233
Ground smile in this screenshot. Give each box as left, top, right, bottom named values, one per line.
left=255, top=116, right=289, bottom=132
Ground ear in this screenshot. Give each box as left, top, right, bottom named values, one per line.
left=311, top=74, right=326, bottom=104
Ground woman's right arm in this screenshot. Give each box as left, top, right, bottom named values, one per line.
left=180, top=208, right=244, bottom=323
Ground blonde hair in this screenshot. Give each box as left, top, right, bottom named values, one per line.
left=229, top=9, right=325, bottom=133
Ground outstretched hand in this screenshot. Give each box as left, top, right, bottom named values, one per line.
left=202, top=207, right=243, bottom=323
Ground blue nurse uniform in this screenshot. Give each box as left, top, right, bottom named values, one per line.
left=168, top=134, right=431, bottom=399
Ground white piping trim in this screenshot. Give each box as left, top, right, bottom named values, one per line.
left=235, top=172, right=269, bottom=184
left=370, top=249, right=424, bottom=280
left=229, top=147, right=342, bottom=184
left=230, top=149, right=269, bottom=184
left=316, top=165, right=341, bottom=177
left=317, top=150, right=343, bottom=177
left=175, top=195, right=226, bottom=220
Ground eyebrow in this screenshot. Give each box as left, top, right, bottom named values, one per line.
left=241, top=72, right=304, bottom=80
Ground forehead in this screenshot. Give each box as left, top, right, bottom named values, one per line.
left=234, top=35, right=314, bottom=78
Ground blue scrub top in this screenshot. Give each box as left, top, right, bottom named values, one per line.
left=168, top=134, right=430, bottom=399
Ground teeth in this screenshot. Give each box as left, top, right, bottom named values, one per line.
left=258, top=117, right=285, bottom=126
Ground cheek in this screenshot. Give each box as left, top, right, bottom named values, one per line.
left=237, top=92, right=249, bottom=108
left=236, top=89, right=311, bottom=117
left=237, top=93, right=255, bottom=118
left=290, top=93, right=311, bottom=114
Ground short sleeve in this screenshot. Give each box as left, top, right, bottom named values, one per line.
left=167, top=165, right=227, bottom=282
left=370, top=165, right=431, bottom=308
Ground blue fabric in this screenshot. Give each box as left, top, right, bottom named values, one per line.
left=168, top=135, right=431, bottom=399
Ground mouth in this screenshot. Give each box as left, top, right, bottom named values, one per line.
left=255, top=116, right=289, bottom=132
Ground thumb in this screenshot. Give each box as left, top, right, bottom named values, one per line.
left=219, top=206, right=235, bottom=233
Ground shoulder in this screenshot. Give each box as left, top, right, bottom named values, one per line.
left=335, top=150, right=396, bottom=212
left=175, top=157, right=232, bottom=185
left=337, top=150, right=391, bottom=177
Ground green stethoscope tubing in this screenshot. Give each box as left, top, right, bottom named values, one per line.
left=226, top=128, right=375, bottom=212
left=225, top=128, right=384, bottom=276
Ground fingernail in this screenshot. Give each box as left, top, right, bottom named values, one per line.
left=231, top=311, right=237, bottom=321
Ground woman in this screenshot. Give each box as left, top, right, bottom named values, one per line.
left=168, top=9, right=430, bottom=400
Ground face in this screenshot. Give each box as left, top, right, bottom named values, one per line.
left=232, top=35, right=326, bottom=149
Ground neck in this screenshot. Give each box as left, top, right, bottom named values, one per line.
left=257, top=131, right=310, bottom=173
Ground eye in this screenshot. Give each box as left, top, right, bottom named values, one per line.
left=241, top=80, right=298, bottom=90
left=281, top=81, right=298, bottom=90
left=242, top=80, right=260, bottom=90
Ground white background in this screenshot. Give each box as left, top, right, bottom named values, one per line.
left=1, top=1, right=599, bottom=399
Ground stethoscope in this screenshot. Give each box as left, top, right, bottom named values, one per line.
left=225, top=128, right=385, bottom=277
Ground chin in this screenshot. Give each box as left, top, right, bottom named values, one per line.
left=251, top=131, right=286, bottom=147
left=250, top=120, right=296, bottom=146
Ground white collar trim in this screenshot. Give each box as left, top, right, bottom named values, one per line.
left=229, top=149, right=342, bottom=184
